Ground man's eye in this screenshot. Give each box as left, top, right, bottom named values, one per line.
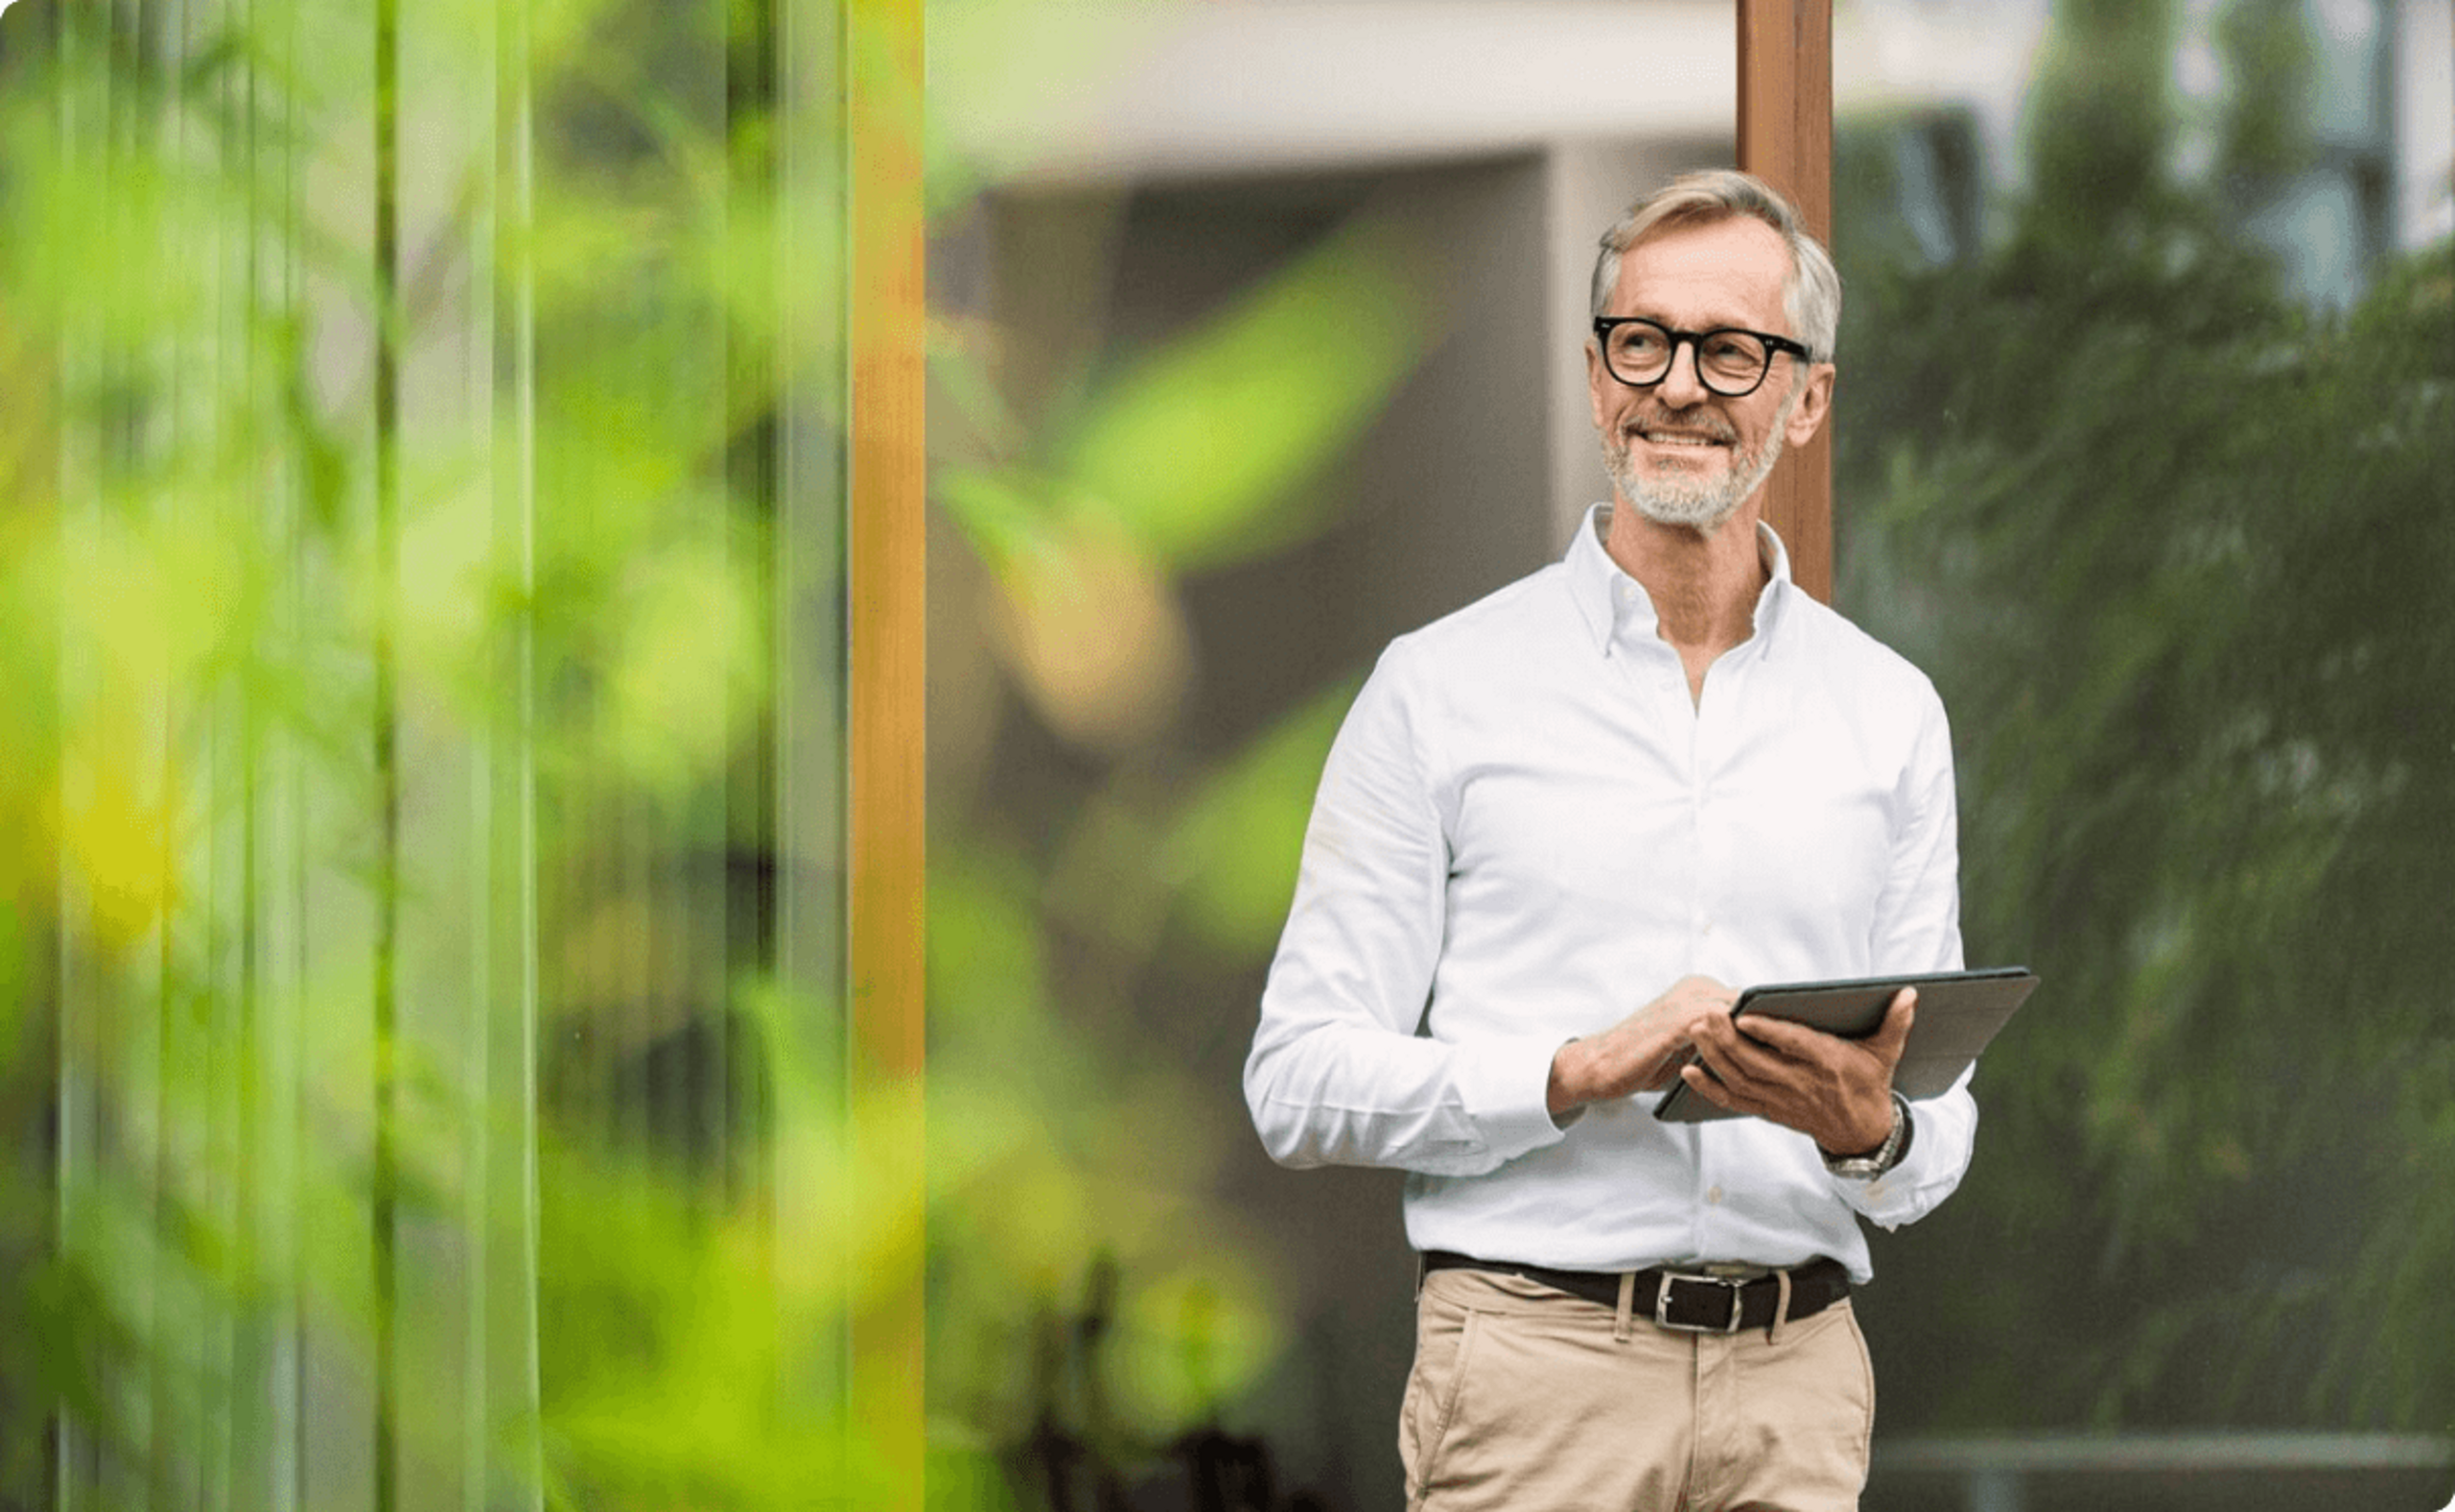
left=1701, top=335, right=1758, bottom=368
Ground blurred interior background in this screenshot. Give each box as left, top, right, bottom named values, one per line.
left=1, top=0, right=2450, bottom=1509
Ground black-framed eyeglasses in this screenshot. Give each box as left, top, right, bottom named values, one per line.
left=1591, top=316, right=1813, bottom=398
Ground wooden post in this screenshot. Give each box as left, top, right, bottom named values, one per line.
left=1738, top=0, right=1835, bottom=603
left=847, top=0, right=926, bottom=1499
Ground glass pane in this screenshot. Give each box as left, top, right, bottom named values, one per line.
left=924, top=5, right=1753, bottom=1509
left=1835, top=0, right=2454, bottom=1493
left=1, top=0, right=857, bottom=1503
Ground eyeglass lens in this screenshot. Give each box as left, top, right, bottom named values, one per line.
left=1605, top=321, right=1771, bottom=396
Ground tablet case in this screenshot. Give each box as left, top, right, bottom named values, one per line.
left=1652, top=966, right=2040, bottom=1124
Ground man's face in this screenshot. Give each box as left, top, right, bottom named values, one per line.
left=1586, top=216, right=1835, bottom=536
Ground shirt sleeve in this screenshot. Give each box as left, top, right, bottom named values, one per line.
left=1839, top=684, right=1979, bottom=1228
left=1243, top=645, right=1569, bottom=1175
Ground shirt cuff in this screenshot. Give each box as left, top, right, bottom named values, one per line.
left=1450, top=1035, right=1576, bottom=1165
left=1841, top=1097, right=1944, bottom=1221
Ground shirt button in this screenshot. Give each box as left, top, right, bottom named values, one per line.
left=1706, top=1186, right=1725, bottom=1205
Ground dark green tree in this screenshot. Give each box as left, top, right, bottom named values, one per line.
left=1836, top=0, right=2454, bottom=1431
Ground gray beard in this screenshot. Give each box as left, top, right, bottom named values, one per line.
left=1604, top=384, right=1802, bottom=535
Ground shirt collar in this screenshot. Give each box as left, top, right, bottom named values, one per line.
left=1565, top=502, right=1796, bottom=658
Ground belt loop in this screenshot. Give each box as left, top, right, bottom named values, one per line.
left=1614, top=1270, right=1636, bottom=1342
left=1766, top=1267, right=1793, bottom=1346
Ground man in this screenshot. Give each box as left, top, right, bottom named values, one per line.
left=1243, top=170, right=1974, bottom=1512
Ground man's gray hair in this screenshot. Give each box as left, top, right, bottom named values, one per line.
left=1588, top=169, right=1841, bottom=362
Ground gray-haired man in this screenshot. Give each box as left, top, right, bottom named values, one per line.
left=1246, top=170, right=1972, bottom=1511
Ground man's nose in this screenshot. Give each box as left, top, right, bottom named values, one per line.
left=1655, top=338, right=1711, bottom=406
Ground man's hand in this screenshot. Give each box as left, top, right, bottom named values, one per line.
left=1678, top=988, right=1917, bottom=1155
left=1548, top=975, right=1735, bottom=1120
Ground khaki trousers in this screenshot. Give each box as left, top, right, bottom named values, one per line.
left=1399, top=1267, right=1876, bottom=1512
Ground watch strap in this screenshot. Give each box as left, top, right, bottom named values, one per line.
left=1822, top=1090, right=1911, bottom=1178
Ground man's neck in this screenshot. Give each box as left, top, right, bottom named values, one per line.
left=1602, top=499, right=1769, bottom=663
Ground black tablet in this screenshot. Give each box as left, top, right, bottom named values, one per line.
left=1652, top=966, right=2040, bottom=1124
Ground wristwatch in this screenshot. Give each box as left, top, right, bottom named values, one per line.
left=1821, top=1091, right=1912, bottom=1179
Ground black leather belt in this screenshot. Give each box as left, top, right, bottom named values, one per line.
left=1420, top=1250, right=1850, bottom=1334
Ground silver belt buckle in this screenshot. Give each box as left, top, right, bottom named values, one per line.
left=1654, top=1269, right=1747, bottom=1334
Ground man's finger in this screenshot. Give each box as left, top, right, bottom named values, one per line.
left=1730, top=1012, right=1823, bottom=1058
left=1687, top=1029, right=1773, bottom=1098
left=1638, top=1049, right=1694, bottom=1092
left=1868, top=989, right=1918, bottom=1060
left=1680, top=1062, right=1738, bottom=1108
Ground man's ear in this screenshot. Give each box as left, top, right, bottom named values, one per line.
left=1785, top=361, right=1836, bottom=446
left=1585, top=339, right=1612, bottom=430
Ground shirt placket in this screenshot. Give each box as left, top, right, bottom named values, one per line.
left=1691, top=645, right=1749, bottom=1259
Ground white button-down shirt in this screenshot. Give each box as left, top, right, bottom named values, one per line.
left=1244, top=505, right=1976, bottom=1282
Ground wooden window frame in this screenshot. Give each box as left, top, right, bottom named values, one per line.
left=1738, top=0, right=1836, bottom=603
left=847, top=0, right=928, bottom=1497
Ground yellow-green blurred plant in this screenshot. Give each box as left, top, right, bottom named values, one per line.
left=0, top=0, right=871, bottom=1505
left=2, top=0, right=1433, bottom=1506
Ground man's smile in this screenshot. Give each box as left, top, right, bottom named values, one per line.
left=1624, top=413, right=1738, bottom=460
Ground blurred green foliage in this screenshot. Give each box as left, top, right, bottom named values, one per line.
left=1, top=0, right=1412, bottom=1505
left=1837, top=0, right=2454, bottom=1433
left=0, top=0, right=878, bottom=1501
